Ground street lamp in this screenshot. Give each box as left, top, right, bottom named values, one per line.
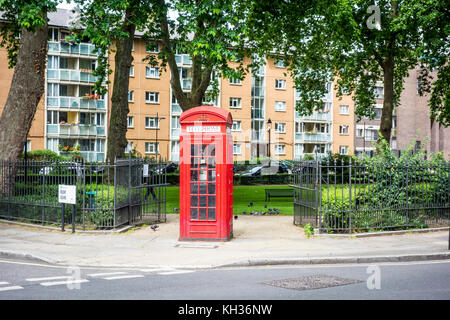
left=267, top=118, right=272, bottom=164
left=155, top=112, right=167, bottom=157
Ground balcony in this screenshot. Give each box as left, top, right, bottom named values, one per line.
left=48, top=42, right=97, bottom=56
left=47, top=96, right=105, bottom=110
left=46, top=124, right=106, bottom=137
left=295, top=132, right=332, bottom=143
left=295, top=111, right=332, bottom=122
left=47, top=69, right=98, bottom=84
left=171, top=103, right=182, bottom=114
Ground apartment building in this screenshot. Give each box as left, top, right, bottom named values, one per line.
left=2, top=9, right=448, bottom=162
left=396, top=67, right=450, bottom=157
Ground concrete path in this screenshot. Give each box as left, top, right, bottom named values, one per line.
left=0, top=214, right=449, bottom=269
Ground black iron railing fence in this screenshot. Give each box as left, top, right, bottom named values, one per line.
left=0, top=157, right=168, bottom=230
left=292, top=159, right=450, bottom=233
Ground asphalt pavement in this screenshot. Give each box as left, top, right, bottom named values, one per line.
left=0, top=214, right=449, bottom=269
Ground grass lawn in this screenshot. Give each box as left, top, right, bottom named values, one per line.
left=166, top=185, right=295, bottom=215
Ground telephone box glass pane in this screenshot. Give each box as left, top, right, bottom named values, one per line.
left=208, top=170, right=216, bottom=182
left=191, top=170, right=198, bottom=181
left=208, top=183, right=215, bottom=195
left=199, top=170, right=207, bottom=181
left=191, top=145, right=198, bottom=156
left=190, top=183, right=198, bottom=194
left=190, top=208, right=198, bottom=220
left=199, top=208, right=207, bottom=220
left=208, top=196, right=216, bottom=207
left=208, top=209, right=216, bottom=220
left=208, top=157, right=215, bottom=168
left=208, top=144, right=216, bottom=156
left=199, top=183, right=207, bottom=194
left=199, top=195, right=207, bottom=207
left=190, top=195, right=198, bottom=207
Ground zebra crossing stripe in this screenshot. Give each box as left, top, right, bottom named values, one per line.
left=40, top=279, right=89, bottom=287
left=0, top=286, right=23, bottom=292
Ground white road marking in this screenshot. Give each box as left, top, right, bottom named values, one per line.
left=87, top=272, right=128, bottom=277
left=0, top=286, right=23, bottom=292
left=140, top=268, right=175, bottom=273
left=103, top=275, right=144, bottom=280
left=26, top=276, right=71, bottom=282
left=158, top=270, right=194, bottom=275
left=40, top=279, right=89, bottom=287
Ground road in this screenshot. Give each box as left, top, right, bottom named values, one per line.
left=0, top=257, right=449, bottom=300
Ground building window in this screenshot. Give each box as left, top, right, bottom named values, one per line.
left=365, top=129, right=378, bottom=141
left=229, top=97, right=241, bottom=108
left=275, top=79, right=286, bottom=90
left=47, top=110, right=59, bottom=124
left=374, top=108, right=382, bottom=120
left=125, top=141, right=133, bottom=153
left=275, top=122, right=286, bottom=133
left=129, top=65, right=134, bottom=77
left=233, top=144, right=241, bottom=155
left=315, top=144, right=326, bottom=154
left=231, top=121, right=241, bottom=131
left=339, top=105, right=349, bottom=114
left=275, top=101, right=286, bottom=112
left=145, top=117, right=159, bottom=129
left=146, top=41, right=159, bottom=53
left=275, top=59, right=285, bottom=68
left=145, top=142, right=158, bottom=154
left=339, top=146, right=349, bottom=155
left=295, top=122, right=305, bottom=133
left=145, top=66, right=160, bottom=79
left=145, top=91, right=159, bottom=104
left=356, top=128, right=363, bottom=137
left=339, top=125, right=349, bottom=135
left=374, top=86, right=384, bottom=98
left=230, top=77, right=241, bottom=85
left=274, top=144, right=285, bottom=155
left=127, top=116, right=134, bottom=128
left=48, top=28, right=58, bottom=42
left=128, top=90, right=134, bottom=102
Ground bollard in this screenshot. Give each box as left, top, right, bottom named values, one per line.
left=61, top=203, right=65, bottom=232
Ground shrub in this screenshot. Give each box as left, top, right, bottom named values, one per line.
left=22, top=149, right=69, bottom=161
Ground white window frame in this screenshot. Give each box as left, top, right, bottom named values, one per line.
left=145, top=142, right=159, bottom=154
left=275, top=101, right=286, bottom=112
left=275, top=79, right=286, bottom=90
left=274, top=144, right=286, bottom=155
left=229, top=97, right=241, bottom=109
left=146, top=41, right=159, bottom=53
left=339, top=105, right=349, bottom=114
left=129, top=65, right=134, bottom=77
left=233, top=144, right=241, bottom=155
left=229, top=77, right=241, bottom=85
left=339, top=125, right=349, bottom=135
left=128, top=90, right=134, bottom=102
left=145, top=91, right=159, bottom=104
left=127, top=116, right=134, bottom=128
left=145, top=66, right=160, bottom=79
left=275, top=122, right=286, bottom=133
left=125, top=141, right=133, bottom=153
left=145, top=117, right=159, bottom=129
left=231, top=121, right=241, bottom=132
left=339, top=145, right=349, bottom=155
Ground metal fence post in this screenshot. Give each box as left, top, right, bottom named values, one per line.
left=349, top=158, right=352, bottom=234
left=128, top=152, right=132, bottom=225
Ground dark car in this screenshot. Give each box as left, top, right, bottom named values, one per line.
left=153, top=162, right=178, bottom=174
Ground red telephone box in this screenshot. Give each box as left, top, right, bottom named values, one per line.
left=179, top=106, right=233, bottom=241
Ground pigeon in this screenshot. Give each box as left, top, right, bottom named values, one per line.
left=264, top=204, right=267, bottom=209
left=242, top=211, right=247, bottom=215
left=150, top=225, right=159, bottom=231
left=234, top=215, right=238, bottom=220
left=173, top=207, right=179, bottom=212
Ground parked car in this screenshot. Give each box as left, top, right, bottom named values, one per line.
left=240, top=165, right=264, bottom=176
left=239, top=161, right=291, bottom=176
left=152, top=162, right=178, bottom=174
left=39, top=161, right=84, bottom=177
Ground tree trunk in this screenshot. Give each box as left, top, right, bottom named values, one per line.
left=0, top=20, right=48, bottom=195
left=379, top=54, right=395, bottom=144
left=106, top=8, right=136, bottom=162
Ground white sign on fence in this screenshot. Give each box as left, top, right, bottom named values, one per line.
left=143, top=164, right=149, bottom=177
left=58, top=185, right=77, bottom=205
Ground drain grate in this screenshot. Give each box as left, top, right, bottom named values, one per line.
left=263, top=274, right=362, bottom=291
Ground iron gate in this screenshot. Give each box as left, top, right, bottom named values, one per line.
left=292, top=161, right=320, bottom=227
